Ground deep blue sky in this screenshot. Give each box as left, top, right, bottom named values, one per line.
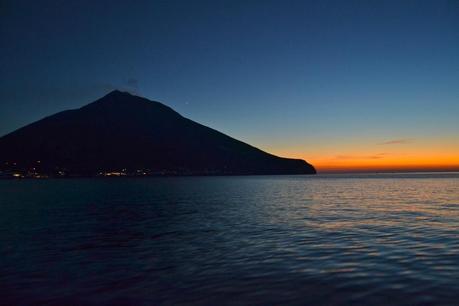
left=1, top=0, right=458, bottom=170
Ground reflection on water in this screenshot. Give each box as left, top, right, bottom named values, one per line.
left=0, top=173, right=458, bottom=305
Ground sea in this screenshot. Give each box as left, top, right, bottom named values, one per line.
left=1, top=173, right=458, bottom=306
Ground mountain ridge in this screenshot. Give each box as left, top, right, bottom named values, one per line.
left=0, top=90, right=316, bottom=177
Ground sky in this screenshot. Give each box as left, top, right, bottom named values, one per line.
left=1, top=0, right=458, bottom=172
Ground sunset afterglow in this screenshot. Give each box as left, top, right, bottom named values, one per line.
left=1, top=1, right=458, bottom=174
left=268, top=137, right=459, bottom=173
left=2, top=1, right=459, bottom=305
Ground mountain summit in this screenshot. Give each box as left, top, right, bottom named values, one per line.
left=0, top=91, right=316, bottom=176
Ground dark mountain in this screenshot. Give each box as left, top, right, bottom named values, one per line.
left=0, top=91, right=316, bottom=177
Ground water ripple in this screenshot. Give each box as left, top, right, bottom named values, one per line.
left=0, top=173, right=458, bottom=305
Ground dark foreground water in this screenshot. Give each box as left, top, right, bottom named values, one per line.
left=1, top=173, right=458, bottom=306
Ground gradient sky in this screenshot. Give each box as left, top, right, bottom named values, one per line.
left=1, top=0, right=458, bottom=172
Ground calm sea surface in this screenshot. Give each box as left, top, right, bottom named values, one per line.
left=1, top=173, right=458, bottom=306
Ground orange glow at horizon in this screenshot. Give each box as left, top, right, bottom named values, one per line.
left=267, top=139, right=459, bottom=173
left=314, top=161, right=459, bottom=173
left=311, top=153, right=459, bottom=172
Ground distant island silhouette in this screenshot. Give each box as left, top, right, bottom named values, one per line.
left=0, top=90, right=316, bottom=178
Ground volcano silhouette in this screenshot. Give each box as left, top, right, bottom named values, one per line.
left=0, top=90, right=316, bottom=176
